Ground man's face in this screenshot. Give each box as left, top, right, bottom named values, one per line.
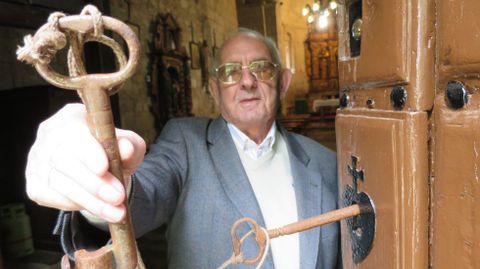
left=210, top=34, right=291, bottom=132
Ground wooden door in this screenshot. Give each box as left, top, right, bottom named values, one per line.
left=431, top=1, right=480, bottom=268
left=336, top=0, right=433, bottom=268
left=337, top=0, right=480, bottom=267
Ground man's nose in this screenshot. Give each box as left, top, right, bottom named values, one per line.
left=239, top=68, right=257, bottom=89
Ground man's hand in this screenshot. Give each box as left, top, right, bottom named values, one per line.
left=25, top=104, right=146, bottom=223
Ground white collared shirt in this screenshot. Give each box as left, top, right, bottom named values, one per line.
left=227, top=122, right=276, bottom=159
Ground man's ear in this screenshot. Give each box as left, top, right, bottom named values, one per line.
left=278, top=68, right=293, bottom=99
left=209, top=76, right=221, bottom=106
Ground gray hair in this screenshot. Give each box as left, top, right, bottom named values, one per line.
left=212, top=28, right=283, bottom=74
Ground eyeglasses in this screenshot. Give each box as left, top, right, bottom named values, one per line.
left=214, top=60, right=278, bottom=85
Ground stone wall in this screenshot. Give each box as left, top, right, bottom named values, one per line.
left=109, top=0, right=238, bottom=144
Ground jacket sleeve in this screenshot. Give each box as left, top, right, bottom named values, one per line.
left=128, top=119, right=188, bottom=237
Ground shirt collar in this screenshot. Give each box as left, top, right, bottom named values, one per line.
left=227, top=122, right=277, bottom=159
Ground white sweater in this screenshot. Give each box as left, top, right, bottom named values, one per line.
left=230, top=126, right=300, bottom=269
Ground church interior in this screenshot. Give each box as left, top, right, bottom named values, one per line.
left=2, top=0, right=480, bottom=268
left=0, top=0, right=340, bottom=267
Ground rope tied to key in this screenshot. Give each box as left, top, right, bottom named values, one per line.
left=17, top=12, right=67, bottom=65
left=17, top=5, right=127, bottom=102
left=17, top=5, right=103, bottom=66
left=66, top=4, right=103, bottom=77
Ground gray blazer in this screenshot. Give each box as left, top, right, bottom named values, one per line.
left=129, top=117, right=340, bottom=268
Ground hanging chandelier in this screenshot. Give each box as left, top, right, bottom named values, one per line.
left=302, top=0, right=338, bottom=30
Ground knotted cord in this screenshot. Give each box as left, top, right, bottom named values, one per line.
left=17, top=12, right=67, bottom=65
left=17, top=5, right=127, bottom=101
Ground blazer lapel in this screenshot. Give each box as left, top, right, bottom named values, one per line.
left=207, top=117, right=266, bottom=226
left=207, top=117, right=276, bottom=268
left=281, top=127, right=323, bottom=268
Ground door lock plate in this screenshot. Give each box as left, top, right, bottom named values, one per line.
left=342, top=155, right=376, bottom=263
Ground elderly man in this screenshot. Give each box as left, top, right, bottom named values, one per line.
left=25, top=28, right=340, bottom=268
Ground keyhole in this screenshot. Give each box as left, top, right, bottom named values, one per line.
left=351, top=201, right=362, bottom=237
left=354, top=226, right=363, bottom=237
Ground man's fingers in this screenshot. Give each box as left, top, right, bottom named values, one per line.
left=29, top=103, right=110, bottom=183
left=50, top=155, right=125, bottom=205
left=26, top=161, right=125, bottom=223
left=26, top=177, right=80, bottom=211
left=118, top=137, right=135, bottom=162
left=117, top=129, right=146, bottom=176
left=43, top=107, right=110, bottom=176
left=49, top=168, right=126, bottom=223
left=25, top=103, right=139, bottom=221
left=77, top=135, right=110, bottom=176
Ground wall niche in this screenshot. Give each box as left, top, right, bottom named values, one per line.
left=148, top=13, right=193, bottom=135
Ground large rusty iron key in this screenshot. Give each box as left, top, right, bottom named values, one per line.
left=17, top=8, right=142, bottom=269
left=228, top=202, right=374, bottom=266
